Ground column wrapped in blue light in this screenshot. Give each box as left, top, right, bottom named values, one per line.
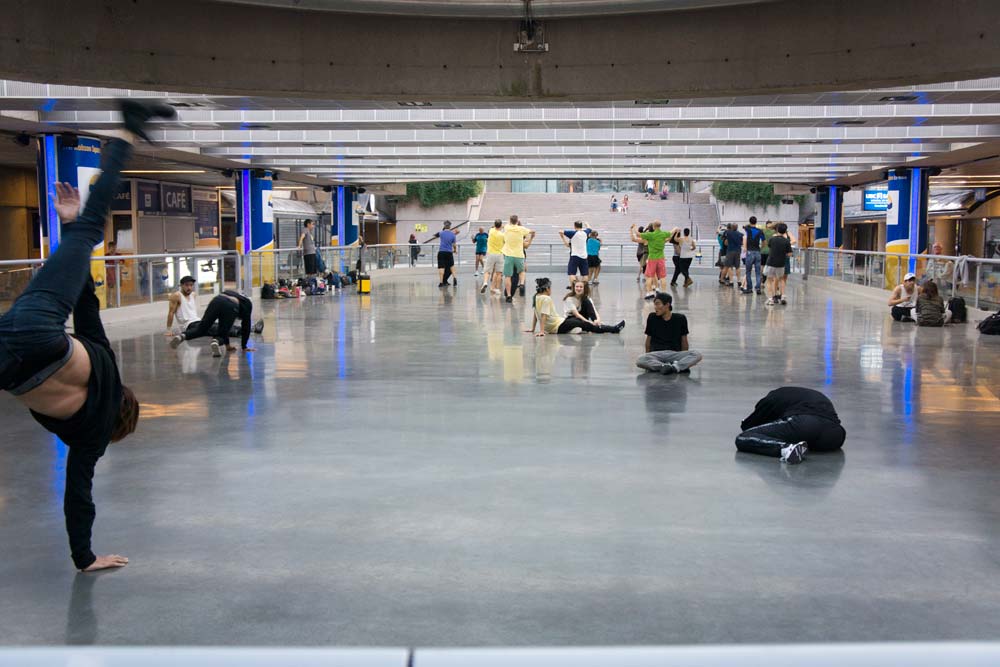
left=907, top=168, right=928, bottom=273
left=38, top=135, right=60, bottom=256
left=237, top=169, right=252, bottom=255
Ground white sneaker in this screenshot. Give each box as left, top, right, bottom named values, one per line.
left=780, top=441, right=808, bottom=464
left=765, top=297, right=777, bottom=306
left=210, top=340, right=222, bottom=357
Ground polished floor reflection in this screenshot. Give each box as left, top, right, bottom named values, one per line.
left=1, top=274, right=999, bottom=646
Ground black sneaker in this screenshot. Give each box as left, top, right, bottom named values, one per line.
left=438, top=282, right=447, bottom=287
left=740, top=288, right=751, bottom=294
left=253, top=319, right=265, bottom=334
left=480, top=284, right=488, bottom=294
left=780, top=441, right=808, bottom=464
left=519, top=284, right=525, bottom=297
left=755, top=288, right=762, bottom=295
left=119, top=100, right=177, bottom=143
left=452, top=278, right=458, bottom=286
left=505, top=295, right=513, bottom=303
left=660, top=361, right=679, bottom=375
left=615, top=320, right=626, bottom=332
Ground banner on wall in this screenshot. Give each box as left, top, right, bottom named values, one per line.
left=863, top=187, right=890, bottom=211
left=193, top=189, right=221, bottom=249
left=76, top=166, right=102, bottom=212
left=885, top=190, right=900, bottom=226
left=262, top=189, right=274, bottom=223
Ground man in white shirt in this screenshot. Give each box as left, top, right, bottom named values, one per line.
left=559, top=220, right=594, bottom=288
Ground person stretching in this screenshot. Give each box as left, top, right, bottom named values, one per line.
left=526, top=278, right=623, bottom=336
left=0, top=100, right=174, bottom=571
left=472, top=227, right=489, bottom=277
left=735, top=386, right=846, bottom=464
left=171, top=290, right=256, bottom=357
left=635, top=292, right=703, bottom=375
left=166, top=276, right=263, bottom=339
left=631, top=221, right=670, bottom=299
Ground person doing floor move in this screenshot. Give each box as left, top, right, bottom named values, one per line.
left=171, top=290, right=256, bottom=356
left=635, top=291, right=703, bottom=375
left=0, top=100, right=175, bottom=571
left=735, top=386, right=846, bottom=464
left=166, top=276, right=263, bottom=340
left=525, top=278, right=623, bottom=336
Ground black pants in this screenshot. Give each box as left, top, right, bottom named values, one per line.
left=671, top=257, right=692, bottom=284
left=891, top=305, right=915, bottom=322
left=184, top=296, right=238, bottom=346
left=735, top=414, right=846, bottom=458
left=0, top=139, right=130, bottom=391
left=438, top=251, right=455, bottom=283
left=557, top=317, right=618, bottom=334
left=185, top=320, right=241, bottom=340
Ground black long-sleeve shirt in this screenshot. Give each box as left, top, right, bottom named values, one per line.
left=740, top=386, right=840, bottom=432
left=222, top=290, right=253, bottom=349
left=31, top=282, right=120, bottom=570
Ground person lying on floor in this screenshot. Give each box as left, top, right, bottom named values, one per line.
left=735, top=386, right=846, bottom=464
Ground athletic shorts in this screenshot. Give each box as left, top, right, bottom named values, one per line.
left=484, top=253, right=504, bottom=274
left=503, top=255, right=525, bottom=276
left=437, top=251, right=454, bottom=269
left=763, top=264, right=784, bottom=278
left=476, top=252, right=486, bottom=258
left=645, top=258, right=666, bottom=279
left=567, top=255, right=589, bottom=276
left=725, top=251, right=741, bottom=268
left=303, top=253, right=317, bottom=275
left=587, top=254, right=601, bottom=268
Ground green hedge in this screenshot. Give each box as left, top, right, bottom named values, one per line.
left=711, top=181, right=805, bottom=208
left=405, top=181, right=484, bottom=208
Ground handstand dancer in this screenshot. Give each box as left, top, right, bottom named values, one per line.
left=0, top=100, right=175, bottom=571
left=735, top=386, right=846, bottom=464
left=171, top=290, right=256, bottom=357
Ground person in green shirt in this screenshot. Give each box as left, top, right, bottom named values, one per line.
left=630, top=221, right=670, bottom=298
left=761, top=220, right=776, bottom=288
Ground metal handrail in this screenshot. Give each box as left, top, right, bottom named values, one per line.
left=0, top=250, right=238, bottom=268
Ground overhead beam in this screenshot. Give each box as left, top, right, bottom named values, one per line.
left=0, top=0, right=999, bottom=102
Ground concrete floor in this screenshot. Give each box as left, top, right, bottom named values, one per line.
left=1, top=273, right=999, bottom=646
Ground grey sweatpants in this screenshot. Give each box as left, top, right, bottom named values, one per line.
left=636, top=350, right=703, bottom=373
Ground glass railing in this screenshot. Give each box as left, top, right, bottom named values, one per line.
left=803, top=247, right=1000, bottom=310
left=0, top=251, right=237, bottom=312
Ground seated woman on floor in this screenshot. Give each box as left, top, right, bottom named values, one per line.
left=526, top=278, right=623, bottom=337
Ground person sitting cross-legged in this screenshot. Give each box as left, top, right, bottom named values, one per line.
left=635, top=292, right=703, bottom=375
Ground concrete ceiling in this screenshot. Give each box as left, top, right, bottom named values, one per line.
left=207, top=0, right=778, bottom=17
left=4, top=77, right=1000, bottom=186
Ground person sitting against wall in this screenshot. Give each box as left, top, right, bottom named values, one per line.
left=915, top=280, right=951, bottom=326
left=920, top=242, right=954, bottom=291
left=888, top=272, right=920, bottom=322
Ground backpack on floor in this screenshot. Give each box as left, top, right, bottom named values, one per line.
left=978, top=310, right=1000, bottom=336
left=948, top=296, right=967, bottom=323
left=261, top=283, right=277, bottom=300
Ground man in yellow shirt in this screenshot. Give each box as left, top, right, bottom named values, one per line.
left=480, top=219, right=506, bottom=295
left=502, top=215, right=535, bottom=303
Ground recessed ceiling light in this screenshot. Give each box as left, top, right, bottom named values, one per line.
left=631, top=122, right=661, bottom=128
left=122, top=169, right=206, bottom=174
left=834, top=120, right=867, bottom=126
left=434, top=123, right=462, bottom=128
left=627, top=141, right=653, bottom=146
left=398, top=101, right=433, bottom=107
left=798, top=140, right=822, bottom=144
left=463, top=142, right=487, bottom=146
left=879, top=95, right=918, bottom=103
left=634, top=99, right=670, bottom=105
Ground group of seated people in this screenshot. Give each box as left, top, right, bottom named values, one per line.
left=888, top=272, right=954, bottom=326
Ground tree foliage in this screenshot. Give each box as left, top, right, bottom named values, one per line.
left=405, top=180, right=484, bottom=208
left=711, top=181, right=805, bottom=209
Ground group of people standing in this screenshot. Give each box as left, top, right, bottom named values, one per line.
left=718, top=217, right=794, bottom=306
left=631, top=222, right=697, bottom=298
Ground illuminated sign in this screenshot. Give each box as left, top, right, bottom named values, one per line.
left=863, top=187, right=890, bottom=211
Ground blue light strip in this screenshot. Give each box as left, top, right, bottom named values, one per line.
left=827, top=186, right=838, bottom=276
left=336, top=186, right=345, bottom=246
left=41, top=135, right=60, bottom=256
left=239, top=169, right=252, bottom=254
left=908, top=168, right=922, bottom=272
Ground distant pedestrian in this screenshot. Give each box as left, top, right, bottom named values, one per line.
left=436, top=220, right=460, bottom=287
left=621, top=194, right=629, bottom=215
left=741, top=216, right=764, bottom=295
left=472, top=227, right=489, bottom=277
left=299, top=220, right=318, bottom=278
left=409, top=233, right=419, bottom=267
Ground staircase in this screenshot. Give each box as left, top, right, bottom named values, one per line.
left=476, top=192, right=720, bottom=247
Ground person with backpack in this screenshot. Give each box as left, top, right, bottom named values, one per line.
left=741, top=217, right=765, bottom=295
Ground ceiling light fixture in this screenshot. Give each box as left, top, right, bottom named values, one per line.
left=631, top=122, right=661, bottom=128
left=627, top=141, right=653, bottom=146
left=879, top=95, right=918, bottom=103
left=122, top=169, right=207, bottom=174
left=434, top=123, right=463, bottom=128
left=463, top=142, right=488, bottom=146
left=398, top=101, right=433, bottom=107
left=834, top=120, right=867, bottom=126
left=634, top=99, right=670, bottom=105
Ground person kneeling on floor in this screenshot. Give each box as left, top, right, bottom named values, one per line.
left=635, top=292, right=703, bottom=375
left=735, top=386, right=846, bottom=464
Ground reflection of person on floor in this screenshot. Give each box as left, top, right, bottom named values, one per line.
left=735, top=386, right=846, bottom=464
left=171, top=290, right=257, bottom=356
left=525, top=277, right=623, bottom=336
left=636, top=292, right=703, bottom=375
left=165, top=276, right=263, bottom=339
left=0, top=101, right=174, bottom=572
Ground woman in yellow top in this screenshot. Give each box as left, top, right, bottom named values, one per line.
left=525, top=278, right=624, bottom=337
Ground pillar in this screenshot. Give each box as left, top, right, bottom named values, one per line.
left=885, top=167, right=929, bottom=288
left=334, top=185, right=359, bottom=246
left=235, top=169, right=274, bottom=290
left=37, top=135, right=109, bottom=305
left=814, top=186, right=844, bottom=276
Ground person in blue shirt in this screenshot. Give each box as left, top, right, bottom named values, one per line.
left=473, top=227, right=489, bottom=277
left=586, top=231, right=603, bottom=285
left=436, top=220, right=461, bottom=287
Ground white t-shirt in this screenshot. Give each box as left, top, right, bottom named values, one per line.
left=679, top=236, right=697, bottom=259
left=565, top=229, right=591, bottom=259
